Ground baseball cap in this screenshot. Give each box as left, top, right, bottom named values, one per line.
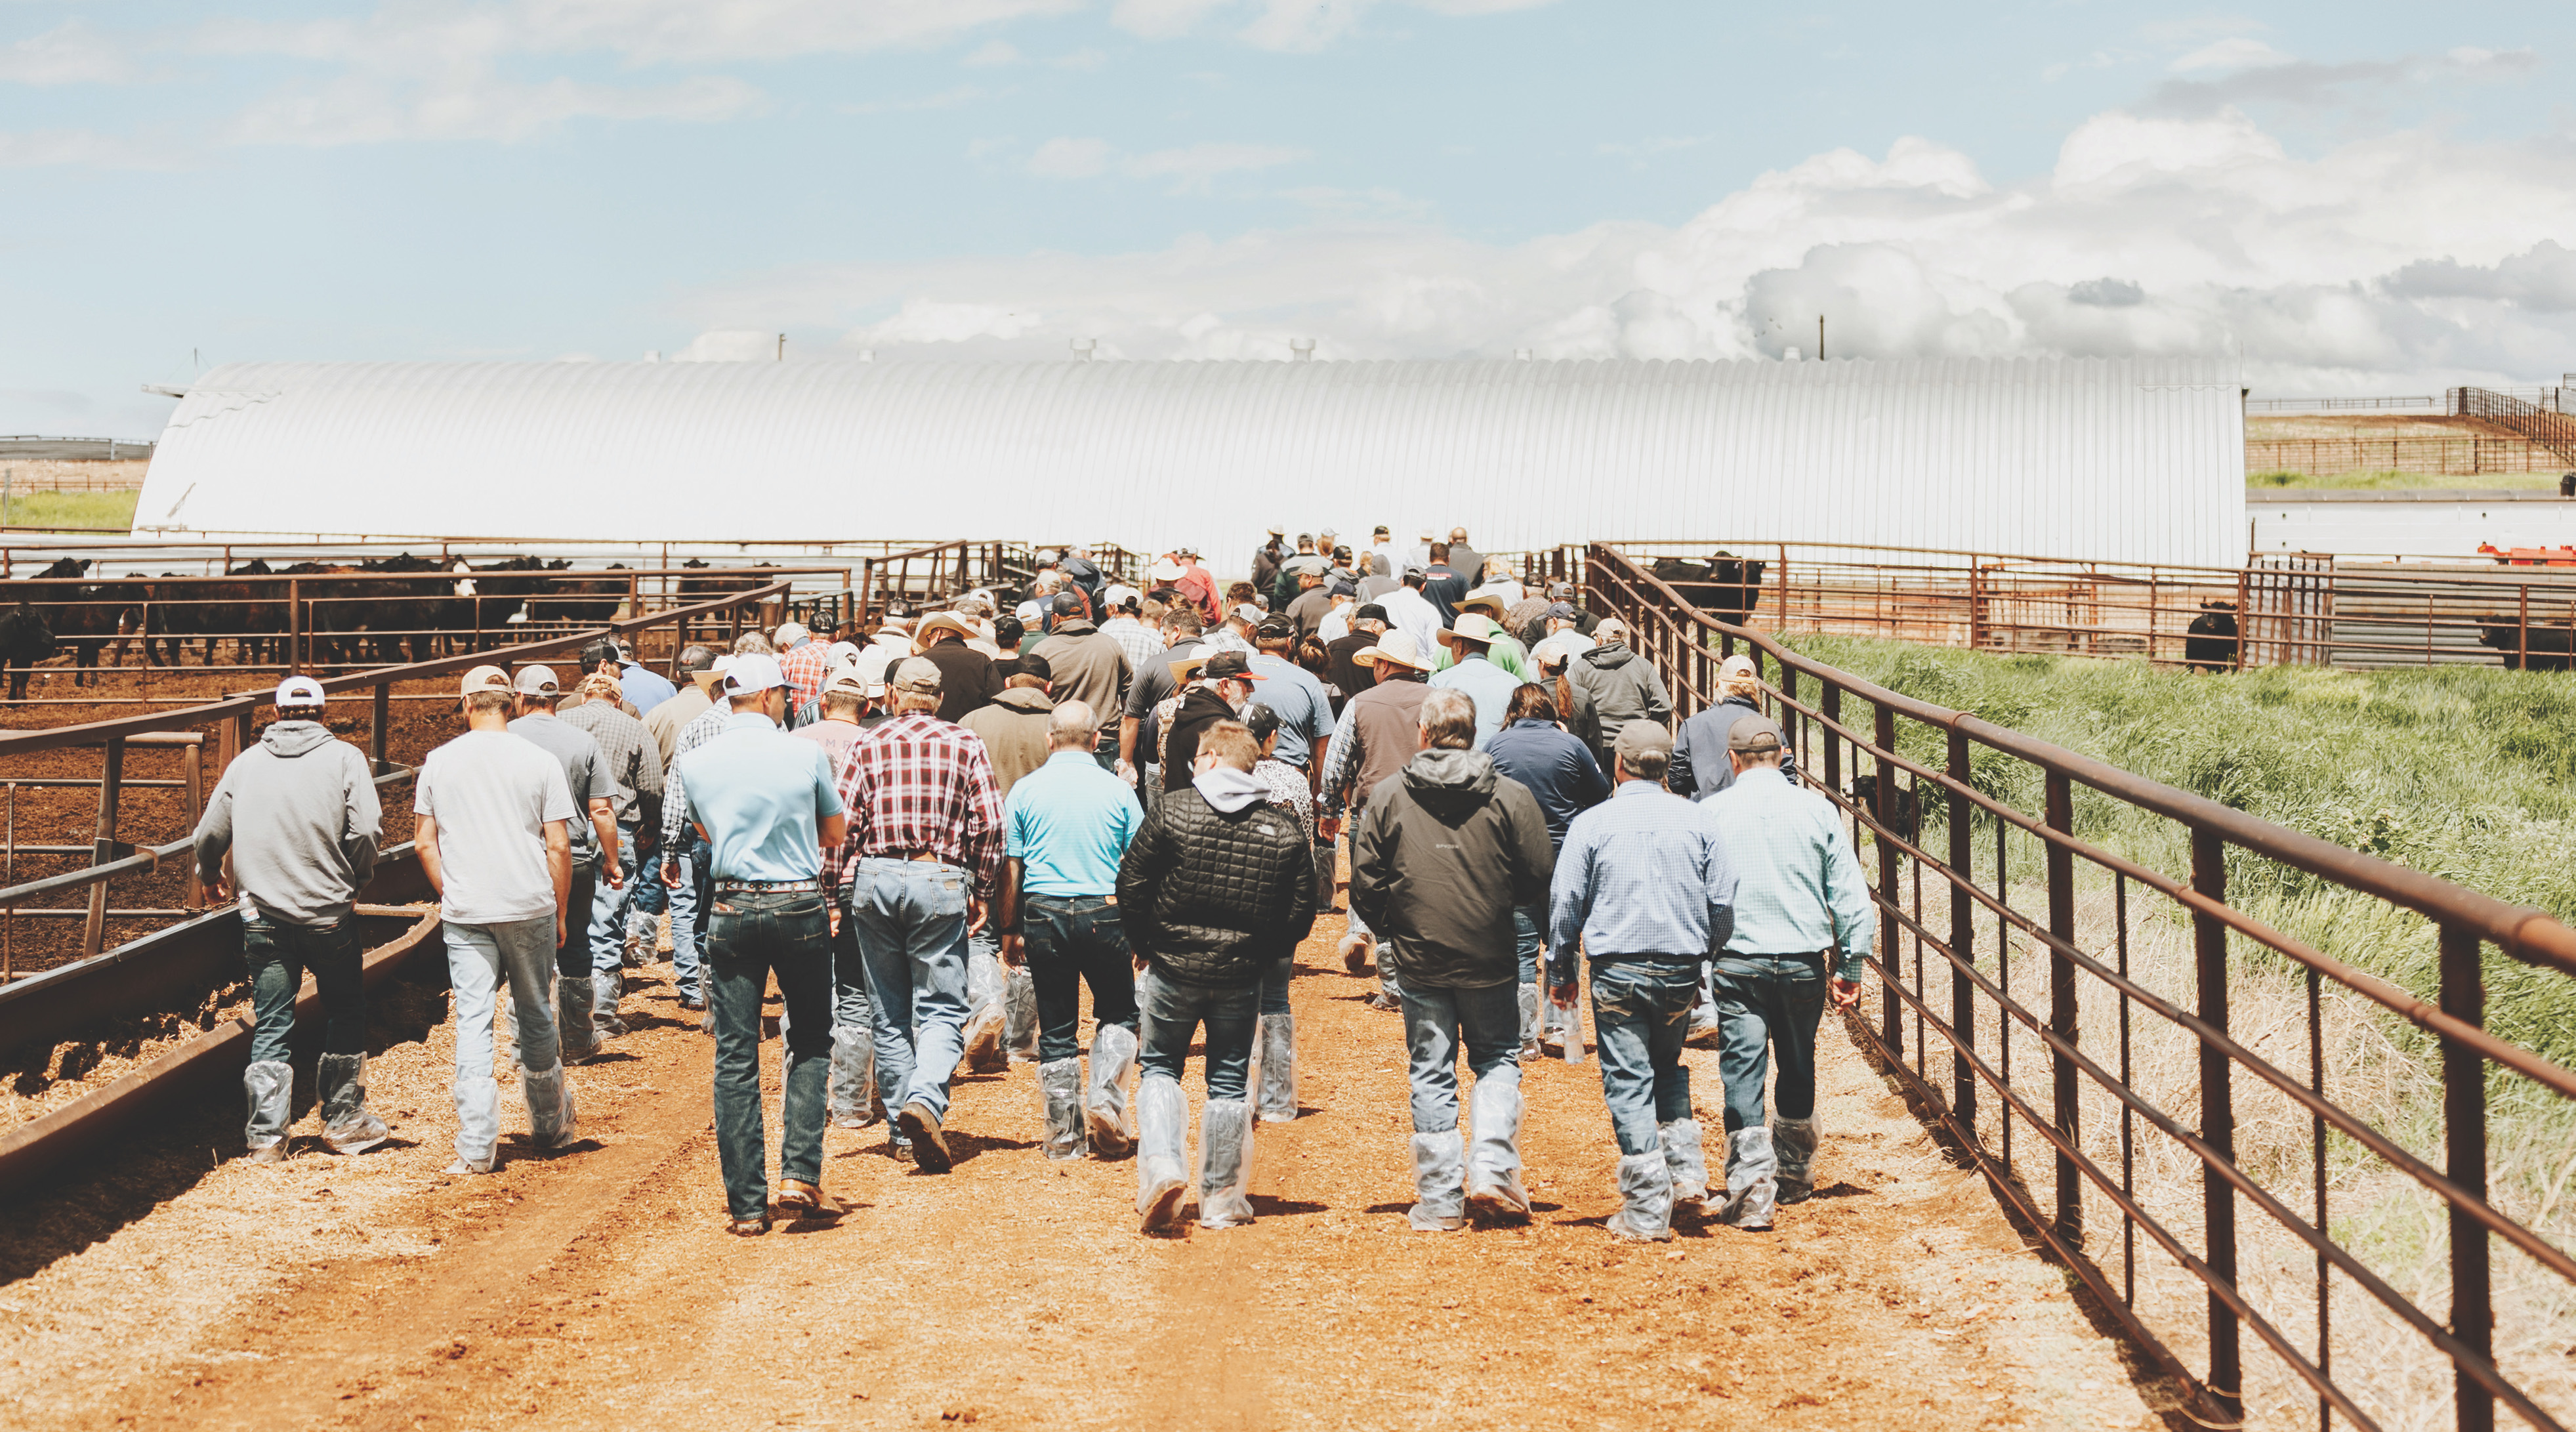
left=1320, top=526, right=1339, bottom=540
left=1615, top=720, right=1675, bottom=765
left=1354, top=602, right=1390, bottom=623
left=513, top=665, right=561, bottom=697
left=1051, top=591, right=1086, bottom=616
left=1728, top=713, right=1787, bottom=753
left=1594, top=618, right=1629, bottom=642
left=1718, top=652, right=1759, bottom=679
left=1232, top=603, right=1266, bottom=627
left=774, top=621, right=810, bottom=646
left=892, top=657, right=944, bottom=694
left=721, top=653, right=787, bottom=695
left=822, top=662, right=869, bottom=697
left=459, top=665, right=512, bottom=697
left=825, top=640, right=860, bottom=665
left=1016, top=651, right=1054, bottom=683
left=1327, top=576, right=1358, bottom=599
left=1241, top=702, right=1282, bottom=742
left=273, top=675, right=326, bottom=709
left=1202, top=650, right=1263, bottom=682
left=1256, top=613, right=1296, bottom=641
left=1545, top=602, right=1578, bottom=620
left=1373, top=525, right=1390, bottom=537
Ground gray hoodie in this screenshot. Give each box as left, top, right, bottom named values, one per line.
left=194, top=721, right=384, bottom=927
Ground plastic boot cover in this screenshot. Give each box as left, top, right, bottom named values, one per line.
left=1004, top=965, right=1039, bottom=1061
left=558, top=970, right=598, bottom=1061
left=523, top=1063, right=579, bottom=1150
left=1134, top=1074, right=1189, bottom=1231
left=1611, top=1151, right=1676, bottom=1242
left=1408, top=1132, right=1466, bottom=1231
left=1720, top=1126, right=1777, bottom=1231
left=1256, top=1011, right=1298, bottom=1124
left=1660, top=1119, right=1710, bottom=1208
left=829, top=1024, right=880, bottom=1128
left=1087, top=1023, right=1140, bottom=1158
left=1772, top=1116, right=1819, bottom=1205
left=1516, top=984, right=1542, bottom=1059
left=591, top=970, right=627, bottom=1039
left=243, top=1059, right=295, bottom=1155
left=959, top=1003, right=1007, bottom=1075
left=1196, top=1099, right=1257, bottom=1229
left=453, top=1074, right=500, bottom=1172
left=1465, top=1079, right=1531, bottom=1222
left=1039, top=1058, right=1087, bottom=1161
left=318, top=1053, right=391, bottom=1154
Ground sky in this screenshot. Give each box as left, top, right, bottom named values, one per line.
left=4, top=0, right=2575, bottom=440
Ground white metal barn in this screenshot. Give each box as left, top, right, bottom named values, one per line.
left=135, top=356, right=2247, bottom=568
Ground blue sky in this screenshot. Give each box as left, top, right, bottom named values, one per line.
left=5, top=1, right=2575, bottom=438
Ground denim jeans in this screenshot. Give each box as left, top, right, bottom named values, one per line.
left=665, top=834, right=705, bottom=1001
left=1022, top=895, right=1137, bottom=1063
left=243, top=914, right=365, bottom=1064
left=1510, top=903, right=1543, bottom=984
left=706, top=887, right=833, bottom=1219
left=444, top=916, right=561, bottom=1164
left=829, top=919, right=873, bottom=1033
left=588, top=828, right=638, bottom=974
left=848, top=857, right=972, bottom=1119
left=555, top=863, right=596, bottom=986
left=1258, top=952, right=1295, bottom=1017
left=631, top=842, right=670, bottom=921
left=1589, top=958, right=1703, bottom=1156
left=1399, top=982, right=1522, bottom=1133
left=1136, top=965, right=1258, bottom=1100
left=1709, top=952, right=1830, bottom=1133
left=1139, top=763, right=1161, bottom=822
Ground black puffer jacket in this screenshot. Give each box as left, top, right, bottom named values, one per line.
left=1351, top=749, right=1554, bottom=989
left=1117, top=784, right=1317, bottom=988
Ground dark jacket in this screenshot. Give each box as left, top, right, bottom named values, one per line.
left=1028, top=619, right=1131, bottom=732
left=1420, top=564, right=1468, bottom=626
left=1669, top=696, right=1797, bottom=801
left=1251, top=542, right=1285, bottom=598
left=1161, top=685, right=1237, bottom=791
left=1485, top=717, right=1611, bottom=847
left=1350, top=749, right=1554, bottom=990
left=917, top=639, right=1002, bottom=725
left=1117, top=784, right=1316, bottom=988
left=1325, top=632, right=1378, bottom=701
left=1566, top=641, right=1672, bottom=753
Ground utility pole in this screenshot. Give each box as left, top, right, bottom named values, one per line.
left=777, top=333, right=785, bottom=362
left=1818, top=316, right=1826, bottom=362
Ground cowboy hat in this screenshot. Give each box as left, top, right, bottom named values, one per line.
left=914, top=611, right=980, bottom=648
left=1438, top=614, right=1505, bottom=652
left=1353, top=630, right=1434, bottom=672
left=1457, top=586, right=1512, bottom=619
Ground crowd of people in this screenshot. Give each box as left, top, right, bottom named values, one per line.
left=192, top=524, right=1871, bottom=1242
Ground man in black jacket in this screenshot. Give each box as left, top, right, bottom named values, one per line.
left=1117, top=721, right=1317, bottom=1234
left=1351, top=688, right=1555, bottom=1229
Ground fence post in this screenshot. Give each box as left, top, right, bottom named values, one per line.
left=2191, top=827, right=2240, bottom=1422
left=2440, top=922, right=2493, bottom=1432
left=1946, top=725, right=1975, bottom=1126
left=2045, top=772, right=2081, bottom=1247
left=370, top=681, right=390, bottom=776
left=288, top=578, right=301, bottom=672
left=182, top=739, right=204, bottom=908
left=81, top=737, right=124, bottom=959
left=1820, top=681, right=1842, bottom=797
left=1779, top=662, right=1799, bottom=768
left=1875, top=703, right=1900, bottom=1056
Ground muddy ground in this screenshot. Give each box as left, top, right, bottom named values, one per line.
left=0, top=908, right=2171, bottom=1431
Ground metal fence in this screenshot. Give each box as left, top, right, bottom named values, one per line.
left=1585, top=543, right=2576, bottom=1431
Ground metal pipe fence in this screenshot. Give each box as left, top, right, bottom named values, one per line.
left=1584, top=543, right=2576, bottom=1431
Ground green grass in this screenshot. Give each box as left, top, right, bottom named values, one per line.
left=0, top=490, right=137, bottom=531
left=2251, top=468, right=2567, bottom=492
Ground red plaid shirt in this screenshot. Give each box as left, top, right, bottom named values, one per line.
left=779, top=640, right=831, bottom=711
left=824, top=712, right=1006, bottom=900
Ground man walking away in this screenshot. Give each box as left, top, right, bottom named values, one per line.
left=1429, top=615, right=1521, bottom=748
left=1446, top=528, right=1485, bottom=590
left=415, top=666, right=580, bottom=1175
left=914, top=611, right=1003, bottom=723
left=1485, top=682, right=1610, bottom=1059
left=995, top=700, right=1144, bottom=1160
left=196, top=676, right=387, bottom=1162
left=561, top=671, right=664, bottom=988
left=797, top=660, right=888, bottom=1129
left=1121, top=606, right=1205, bottom=806
left=1377, top=570, right=1444, bottom=664
left=827, top=658, right=1006, bottom=1171
left=1419, top=544, right=1469, bottom=627
left=644, top=646, right=718, bottom=1000
left=957, top=655, right=1057, bottom=1066
left=642, top=645, right=717, bottom=763
left=1350, top=688, right=1553, bottom=1229
left=1316, top=629, right=1434, bottom=1004
left=1326, top=604, right=1386, bottom=701
left=1548, top=721, right=1737, bottom=1242
left=1669, top=654, right=1798, bottom=799
left=508, top=665, right=624, bottom=1057
left=1702, top=714, right=1869, bottom=1231
left=1565, top=619, right=1672, bottom=772
left=673, top=654, right=848, bottom=1234
left=1117, top=721, right=1314, bottom=1233
left=1028, top=593, right=1132, bottom=770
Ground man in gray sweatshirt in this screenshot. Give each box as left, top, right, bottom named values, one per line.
left=194, top=676, right=388, bottom=1163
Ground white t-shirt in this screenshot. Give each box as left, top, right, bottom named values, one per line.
left=416, top=729, right=576, bottom=925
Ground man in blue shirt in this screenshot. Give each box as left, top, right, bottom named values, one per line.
left=995, top=699, right=1146, bottom=1161
left=1485, top=682, right=1610, bottom=1059
left=1249, top=614, right=1337, bottom=913
left=673, top=653, right=848, bottom=1236
left=1703, top=713, right=1871, bottom=1232
left=1429, top=614, right=1522, bottom=748
left=1548, top=720, right=1737, bottom=1244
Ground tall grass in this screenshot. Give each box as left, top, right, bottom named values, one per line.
left=0, top=490, right=137, bottom=531
left=1784, top=636, right=2576, bottom=1429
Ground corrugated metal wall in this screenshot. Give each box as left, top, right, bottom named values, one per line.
left=135, top=356, right=2247, bottom=570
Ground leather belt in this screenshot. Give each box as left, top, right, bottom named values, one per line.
left=714, top=878, right=823, bottom=893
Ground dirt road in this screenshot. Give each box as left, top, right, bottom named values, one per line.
left=0, top=916, right=2167, bottom=1430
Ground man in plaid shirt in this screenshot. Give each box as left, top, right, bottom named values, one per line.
left=775, top=623, right=829, bottom=717
left=825, top=656, right=1005, bottom=1172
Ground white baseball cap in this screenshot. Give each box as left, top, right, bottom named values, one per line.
left=721, top=652, right=787, bottom=695
left=512, top=664, right=560, bottom=696
left=775, top=621, right=811, bottom=646
left=273, top=675, right=326, bottom=709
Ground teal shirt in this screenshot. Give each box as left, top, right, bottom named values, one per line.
left=1428, top=654, right=1526, bottom=749
left=1703, top=767, right=1875, bottom=980
left=675, top=713, right=844, bottom=883
left=1005, top=750, right=1142, bottom=897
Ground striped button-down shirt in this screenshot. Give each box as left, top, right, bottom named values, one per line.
left=1703, top=767, right=1875, bottom=980
left=562, top=698, right=663, bottom=826
left=778, top=640, right=831, bottom=712
left=823, top=712, right=1006, bottom=901
left=658, top=702, right=734, bottom=847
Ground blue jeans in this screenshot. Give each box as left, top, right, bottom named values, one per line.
left=1710, top=952, right=1830, bottom=1133
left=588, top=829, right=638, bottom=974
left=665, top=835, right=705, bottom=1001
left=243, top=914, right=365, bottom=1063
left=1511, top=903, right=1543, bottom=984
left=631, top=843, right=670, bottom=920
left=829, top=919, right=872, bottom=1032
left=1399, top=982, right=1521, bottom=1133
left=706, top=887, right=833, bottom=1219
left=1136, top=965, right=1258, bottom=1100
left=848, top=858, right=972, bottom=1119
left=444, top=916, right=560, bottom=1165
left=1589, top=958, right=1703, bottom=1156
left=554, top=864, right=595, bottom=985
left=1022, top=895, right=1136, bottom=1064
left=1259, top=952, right=1294, bottom=1017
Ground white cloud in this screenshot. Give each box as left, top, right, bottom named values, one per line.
left=0, top=20, right=136, bottom=84
left=1028, top=135, right=1113, bottom=178
left=197, top=1, right=1089, bottom=68
left=680, top=108, right=2576, bottom=395
left=2170, top=37, right=2293, bottom=73
left=962, top=39, right=1021, bottom=66
left=672, top=329, right=778, bottom=361
left=0, top=127, right=177, bottom=167
left=1020, top=135, right=1304, bottom=190
left=225, top=72, right=764, bottom=146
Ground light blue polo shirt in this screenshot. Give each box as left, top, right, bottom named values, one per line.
left=1006, top=750, right=1143, bottom=897
left=675, top=713, right=844, bottom=883
left=1247, top=652, right=1337, bottom=770
left=1429, top=653, right=1527, bottom=748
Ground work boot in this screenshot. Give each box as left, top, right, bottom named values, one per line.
left=829, top=1023, right=880, bottom=1129
left=1610, top=1150, right=1675, bottom=1242
left=898, top=1103, right=951, bottom=1173
left=1135, top=1075, right=1189, bottom=1233
left=1773, top=1116, right=1819, bottom=1205
left=243, top=1059, right=294, bottom=1162
left=1086, top=1023, right=1139, bottom=1158
left=1337, top=933, right=1373, bottom=975
left=1465, top=1078, right=1530, bottom=1223
left=1196, top=1099, right=1256, bottom=1229
left=318, top=1053, right=390, bottom=1154
left=1255, top=1012, right=1298, bottom=1123
left=1659, top=1118, right=1709, bottom=1208
left=523, top=1063, right=579, bottom=1151
left=1039, top=1058, right=1087, bottom=1161
left=961, top=1003, right=1008, bottom=1074
left=452, top=1074, right=501, bottom=1173
left=1004, top=966, right=1039, bottom=1064
left=591, top=970, right=627, bottom=1040
left=1720, top=1126, right=1777, bottom=1231
left=1516, top=983, right=1543, bottom=1061
left=1408, top=1131, right=1466, bottom=1231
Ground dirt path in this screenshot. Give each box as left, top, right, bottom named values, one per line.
left=1, top=916, right=2167, bottom=1431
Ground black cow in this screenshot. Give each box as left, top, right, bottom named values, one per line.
left=1849, top=772, right=1922, bottom=845
left=1651, top=550, right=1768, bottom=625
left=2184, top=601, right=2239, bottom=673
left=0, top=601, right=58, bottom=702
left=2478, top=616, right=2576, bottom=672
left=14, top=557, right=129, bottom=686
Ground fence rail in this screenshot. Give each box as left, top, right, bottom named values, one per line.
left=1583, top=543, right=2576, bottom=1431
left=2250, top=438, right=2571, bottom=476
